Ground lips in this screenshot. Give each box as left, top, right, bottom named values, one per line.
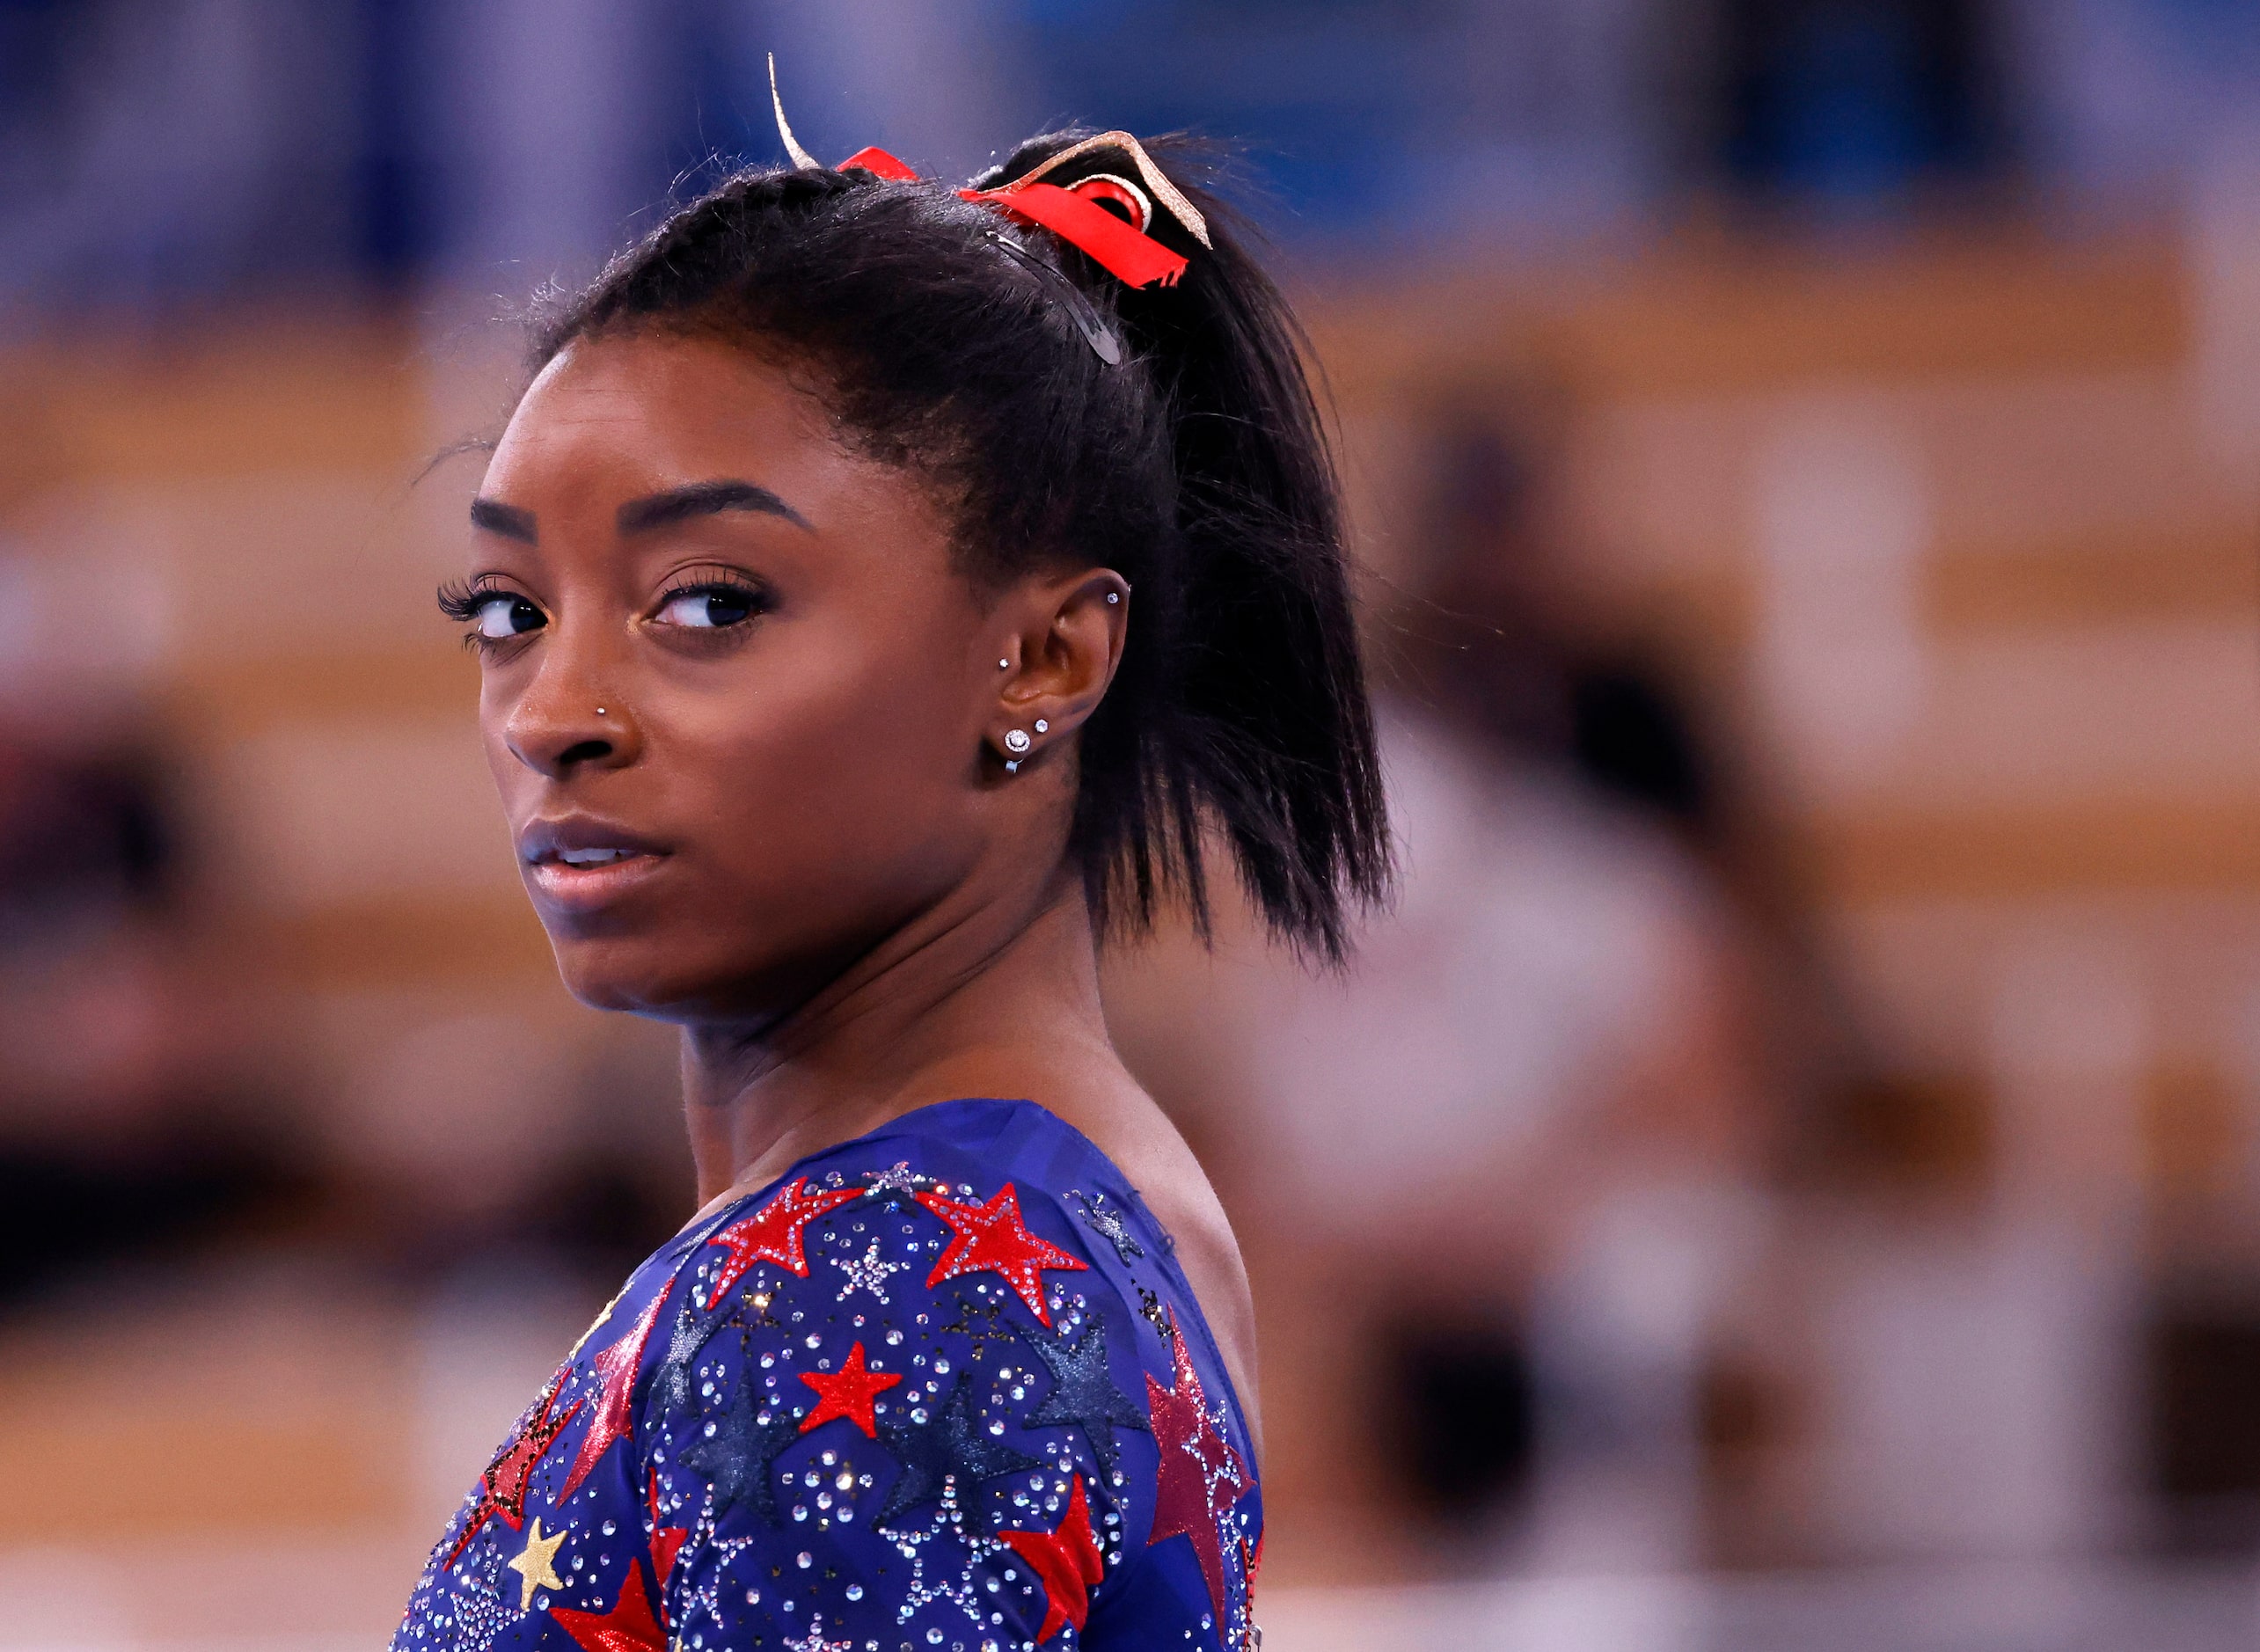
left=517, top=815, right=671, bottom=910
left=552, top=845, right=639, bottom=868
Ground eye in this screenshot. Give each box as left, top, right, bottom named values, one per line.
left=654, top=583, right=760, bottom=629
left=474, top=594, right=545, bottom=639
left=437, top=580, right=545, bottom=647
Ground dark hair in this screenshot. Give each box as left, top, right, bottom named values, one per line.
left=529, top=132, right=1387, bottom=961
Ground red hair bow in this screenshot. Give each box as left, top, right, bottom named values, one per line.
left=831, top=143, right=1189, bottom=289
left=957, top=178, right=1186, bottom=289
left=769, top=61, right=1200, bottom=290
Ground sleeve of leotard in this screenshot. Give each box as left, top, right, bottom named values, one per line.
left=639, top=1159, right=1144, bottom=1649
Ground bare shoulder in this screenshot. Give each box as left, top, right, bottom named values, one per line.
left=1042, top=1066, right=1262, bottom=1443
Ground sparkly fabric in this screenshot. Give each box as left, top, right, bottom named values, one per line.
left=393, top=1099, right=1262, bottom=1652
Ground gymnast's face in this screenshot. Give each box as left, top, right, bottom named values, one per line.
left=456, top=331, right=1088, bottom=1022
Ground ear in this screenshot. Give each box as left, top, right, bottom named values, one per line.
left=986, top=568, right=1130, bottom=773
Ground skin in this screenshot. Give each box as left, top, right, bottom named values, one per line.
left=458, top=330, right=1261, bottom=1433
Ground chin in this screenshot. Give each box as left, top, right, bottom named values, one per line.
left=522, top=868, right=742, bottom=1016
left=545, top=932, right=722, bottom=1019
left=544, top=921, right=828, bottom=1027
left=530, top=867, right=948, bottom=1025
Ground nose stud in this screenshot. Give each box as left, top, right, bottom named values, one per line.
left=596, top=707, right=607, bottom=716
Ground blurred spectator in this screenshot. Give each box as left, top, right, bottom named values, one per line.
left=0, top=714, right=298, bottom=1308
left=1111, top=399, right=1782, bottom=1576
left=0, top=698, right=687, bottom=1307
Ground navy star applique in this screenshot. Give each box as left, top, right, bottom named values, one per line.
left=1069, top=1188, right=1145, bottom=1262
left=646, top=1299, right=730, bottom=1421
left=875, top=1370, right=1042, bottom=1526
left=678, top=1371, right=805, bottom=1524
left=1020, top=1315, right=1150, bottom=1480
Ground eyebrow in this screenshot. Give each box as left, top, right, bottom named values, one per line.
left=618, top=479, right=811, bottom=535
left=469, top=497, right=538, bottom=542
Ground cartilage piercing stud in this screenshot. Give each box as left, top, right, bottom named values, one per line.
left=998, top=658, right=1011, bottom=669
left=1106, top=592, right=1119, bottom=603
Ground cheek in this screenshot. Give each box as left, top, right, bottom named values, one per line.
left=478, top=679, right=530, bottom=799
left=675, top=613, right=980, bottom=853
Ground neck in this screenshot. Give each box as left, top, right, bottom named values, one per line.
left=677, top=872, right=1118, bottom=1212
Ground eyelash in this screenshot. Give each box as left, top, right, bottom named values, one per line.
left=436, top=577, right=545, bottom=655
left=435, top=577, right=501, bottom=623
left=651, top=574, right=771, bottom=621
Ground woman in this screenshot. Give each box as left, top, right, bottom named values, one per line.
left=394, top=120, right=1385, bottom=1652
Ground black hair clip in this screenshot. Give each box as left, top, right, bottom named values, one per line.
left=986, top=230, right=1123, bottom=366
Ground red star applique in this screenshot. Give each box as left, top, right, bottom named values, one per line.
left=550, top=1561, right=666, bottom=1652
left=798, top=1340, right=903, bottom=1437
left=647, top=1471, right=690, bottom=1592
left=442, top=1377, right=584, bottom=1568
left=706, top=1178, right=863, bottom=1297
left=1000, top=1473, right=1106, bottom=1642
left=1144, top=1310, right=1247, bottom=1625
left=916, top=1183, right=1088, bottom=1326
left=560, top=1279, right=674, bottom=1499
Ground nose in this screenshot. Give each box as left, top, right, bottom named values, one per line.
left=499, top=637, right=641, bottom=779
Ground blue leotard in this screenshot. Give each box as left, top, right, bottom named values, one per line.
left=392, top=1098, right=1262, bottom=1652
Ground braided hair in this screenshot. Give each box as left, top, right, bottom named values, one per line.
left=530, top=133, right=1387, bottom=962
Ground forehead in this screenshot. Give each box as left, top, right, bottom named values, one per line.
left=486, top=332, right=894, bottom=523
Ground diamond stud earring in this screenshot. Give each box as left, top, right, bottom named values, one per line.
left=1003, top=728, right=1033, bottom=755
left=1033, top=720, right=1049, bottom=734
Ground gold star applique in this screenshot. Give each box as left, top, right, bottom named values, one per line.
left=506, top=1516, right=567, bottom=1611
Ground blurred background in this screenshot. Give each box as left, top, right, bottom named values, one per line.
left=7, top=1, right=2260, bottom=1647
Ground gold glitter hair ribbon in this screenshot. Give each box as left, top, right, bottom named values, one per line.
left=769, top=58, right=1196, bottom=290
